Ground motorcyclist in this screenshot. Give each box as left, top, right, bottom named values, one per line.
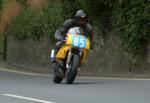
left=51, top=10, right=94, bottom=63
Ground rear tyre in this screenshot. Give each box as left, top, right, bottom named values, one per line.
left=66, top=55, right=80, bottom=84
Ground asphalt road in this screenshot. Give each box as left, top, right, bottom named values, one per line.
left=0, top=69, right=150, bottom=103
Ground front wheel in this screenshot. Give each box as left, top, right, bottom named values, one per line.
left=65, top=55, right=80, bottom=84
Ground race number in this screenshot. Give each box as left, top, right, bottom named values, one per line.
left=72, top=36, right=86, bottom=48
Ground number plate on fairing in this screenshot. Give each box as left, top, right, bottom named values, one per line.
left=72, top=36, right=86, bottom=48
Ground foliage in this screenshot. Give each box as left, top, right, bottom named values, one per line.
left=111, top=0, right=150, bottom=54
left=43, top=1, right=65, bottom=38
left=60, top=0, right=80, bottom=19
left=0, top=0, right=2, bottom=10
left=8, top=1, right=65, bottom=41
left=75, top=0, right=150, bottom=54
left=16, top=0, right=27, bottom=6
left=6, top=0, right=150, bottom=54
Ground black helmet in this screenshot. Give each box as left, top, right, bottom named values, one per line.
left=75, top=10, right=87, bottom=19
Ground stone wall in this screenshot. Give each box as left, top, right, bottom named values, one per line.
left=81, top=31, right=150, bottom=76
left=7, top=35, right=53, bottom=73
left=7, top=33, right=150, bottom=76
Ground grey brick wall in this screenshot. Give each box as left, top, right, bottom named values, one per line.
left=7, top=33, right=150, bottom=76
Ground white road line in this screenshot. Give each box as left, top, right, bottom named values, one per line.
left=3, top=94, right=55, bottom=103
left=1, top=67, right=150, bottom=80
left=0, top=68, right=50, bottom=77
left=77, top=76, right=150, bottom=80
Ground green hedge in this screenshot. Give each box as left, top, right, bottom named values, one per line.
left=111, top=0, right=150, bottom=54
left=8, top=0, right=82, bottom=41
left=8, top=0, right=110, bottom=41
left=76, top=0, right=150, bottom=54
left=8, top=1, right=65, bottom=41
left=6, top=0, right=150, bottom=54
left=0, top=0, right=2, bottom=10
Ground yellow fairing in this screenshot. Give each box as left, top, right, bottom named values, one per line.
left=56, top=34, right=90, bottom=63
left=56, top=46, right=72, bottom=59
left=80, top=49, right=89, bottom=63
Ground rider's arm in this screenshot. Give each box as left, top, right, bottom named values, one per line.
left=54, top=27, right=66, bottom=41
left=54, top=19, right=76, bottom=41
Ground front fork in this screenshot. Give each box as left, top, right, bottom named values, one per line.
left=66, top=49, right=72, bottom=69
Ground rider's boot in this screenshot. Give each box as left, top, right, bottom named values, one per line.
left=51, top=57, right=56, bottom=63
left=52, top=62, right=64, bottom=77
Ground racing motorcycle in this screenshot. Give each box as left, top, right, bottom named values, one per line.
left=51, top=27, right=91, bottom=84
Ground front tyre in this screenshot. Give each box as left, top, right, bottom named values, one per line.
left=65, top=55, right=80, bottom=84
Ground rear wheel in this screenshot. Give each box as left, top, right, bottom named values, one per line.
left=65, top=55, right=80, bottom=84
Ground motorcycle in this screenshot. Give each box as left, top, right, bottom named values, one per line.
left=51, top=27, right=91, bottom=84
